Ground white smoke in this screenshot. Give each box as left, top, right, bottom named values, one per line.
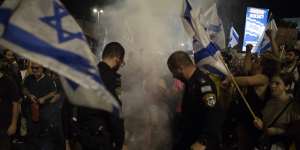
left=94, top=0, right=213, bottom=149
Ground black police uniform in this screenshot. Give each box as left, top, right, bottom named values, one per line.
left=77, top=62, right=124, bottom=150
left=174, top=68, right=224, bottom=150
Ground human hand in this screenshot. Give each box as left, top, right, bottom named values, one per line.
left=38, top=97, right=46, bottom=104
left=65, top=140, right=71, bottom=150
left=7, top=123, right=17, bottom=136
left=221, top=76, right=232, bottom=88
left=254, top=117, right=264, bottom=130
left=122, top=144, right=128, bottom=150
left=191, top=142, right=206, bottom=150
left=29, top=94, right=37, bottom=103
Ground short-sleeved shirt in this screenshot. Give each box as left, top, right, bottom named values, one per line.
left=0, top=74, right=21, bottom=130
left=23, top=74, right=56, bottom=100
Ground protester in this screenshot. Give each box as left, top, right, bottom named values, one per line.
left=222, top=48, right=281, bottom=150
left=1, top=49, right=22, bottom=89
left=23, top=62, right=62, bottom=150
left=253, top=73, right=300, bottom=150
left=0, top=62, right=21, bottom=150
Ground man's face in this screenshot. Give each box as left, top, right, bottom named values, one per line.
left=168, top=65, right=185, bottom=82
left=270, top=76, right=286, bottom=98
left=285, top=51, right=296, bottom=63
left=112, top=56, right=125, bottom=71
left=31, top=63, right=43, bottom=79
left=5, top=50, right=15, bottom=63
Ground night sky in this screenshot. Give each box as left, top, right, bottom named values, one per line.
left=0, top=0, right=299, bottom=19
left=0, top=0, right=299, bottom=42
left=59, top=0, right=300, bottom=20
left=0, top=0, right=299, bottom=20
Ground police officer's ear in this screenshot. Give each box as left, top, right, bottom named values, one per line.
left=177, top=65, right=185, bottom=73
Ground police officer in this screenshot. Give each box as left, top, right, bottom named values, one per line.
left=167, top=51, right=224, bottom=150
left=77, top=42, right=125, bottom=150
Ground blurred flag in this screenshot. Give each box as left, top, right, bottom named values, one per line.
left=258, top=19, right=277, bottom=54
left=228, top=26, right=239, bottom=48
left=0, top=0, right=120, bottom=113
left=200, top=3, right=226, bottom=49
left=181, top=0, right=228, bottom=79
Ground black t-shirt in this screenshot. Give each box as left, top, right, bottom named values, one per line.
left=0, top=74, right=20, bottom=130
left=98, top=62, right=122, bottom=106
left=23, top=74, right=55, bottom=100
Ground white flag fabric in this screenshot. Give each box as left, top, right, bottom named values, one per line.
left=182, top=0, right=228, bottom=79
left=258, top=19, right=277, bottom=54
left=0, top=0, right=120, bottom=113
left=228, top=26, right=239, bottom=48
left=200, top=3, right=226, bottom=50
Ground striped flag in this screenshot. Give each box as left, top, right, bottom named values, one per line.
left=181, top=0, right=228, bottom=79
left=258, top=19, right=277, bottom=54
left=200, top=3, right=226, bottom=49
left=0, top=0, right=120, bottom=113
left=228, top=26, right=239, bottom=48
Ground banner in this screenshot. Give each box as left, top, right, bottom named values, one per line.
left=242, top=7, right=269, bottom=53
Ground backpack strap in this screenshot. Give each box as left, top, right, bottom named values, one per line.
left=267, top=99, right=293, bottom=127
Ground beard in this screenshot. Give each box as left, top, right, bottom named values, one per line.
left=174, top=75, right=186, bottom=83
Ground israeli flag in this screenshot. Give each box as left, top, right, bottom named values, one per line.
left=228, top=26, right=239, bottom=48
left=200, top=3, right=226, bottom=49
left=182, top=0, right=228, bottom=79
left=258, top=19, right=277, bottom=54
left=0, top=0, right=120, bottom=113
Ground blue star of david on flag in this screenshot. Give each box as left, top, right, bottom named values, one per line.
left=40, top=1, right=85, bottom=43
left=183, top=0, right=195, bottom=31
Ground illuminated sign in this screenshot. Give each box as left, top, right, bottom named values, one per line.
left=242, top=7, right=269, bottom=53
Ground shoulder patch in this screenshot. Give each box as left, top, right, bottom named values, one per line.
left=202, top=93, right=216, bottom=107
left=201, top=85, right=212, bottom=93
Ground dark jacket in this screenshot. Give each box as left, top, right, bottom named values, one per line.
left=176, top=68, right=224, bottom=150
left=77, top=62, right=124, bottom=150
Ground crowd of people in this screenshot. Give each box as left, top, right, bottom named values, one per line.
left=0, top=42, right=126, bottom=150
left=0, top=7, right=300, bottom=149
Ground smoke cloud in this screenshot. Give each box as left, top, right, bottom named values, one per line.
left=94, top=0, right=213, bottom=149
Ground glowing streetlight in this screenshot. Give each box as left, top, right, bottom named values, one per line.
left=92, top=8, right=103, bottom=23
left=180, top=43, right=185, bottom=47
left=93, top=8, right=98, bottom=13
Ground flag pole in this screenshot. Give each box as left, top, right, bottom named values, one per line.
left=218, top=55, right=257, bottom=119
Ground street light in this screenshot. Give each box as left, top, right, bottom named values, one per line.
left=93, top=8, right=98, bottom=14
left=92, top=8, right=103, bottom=23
